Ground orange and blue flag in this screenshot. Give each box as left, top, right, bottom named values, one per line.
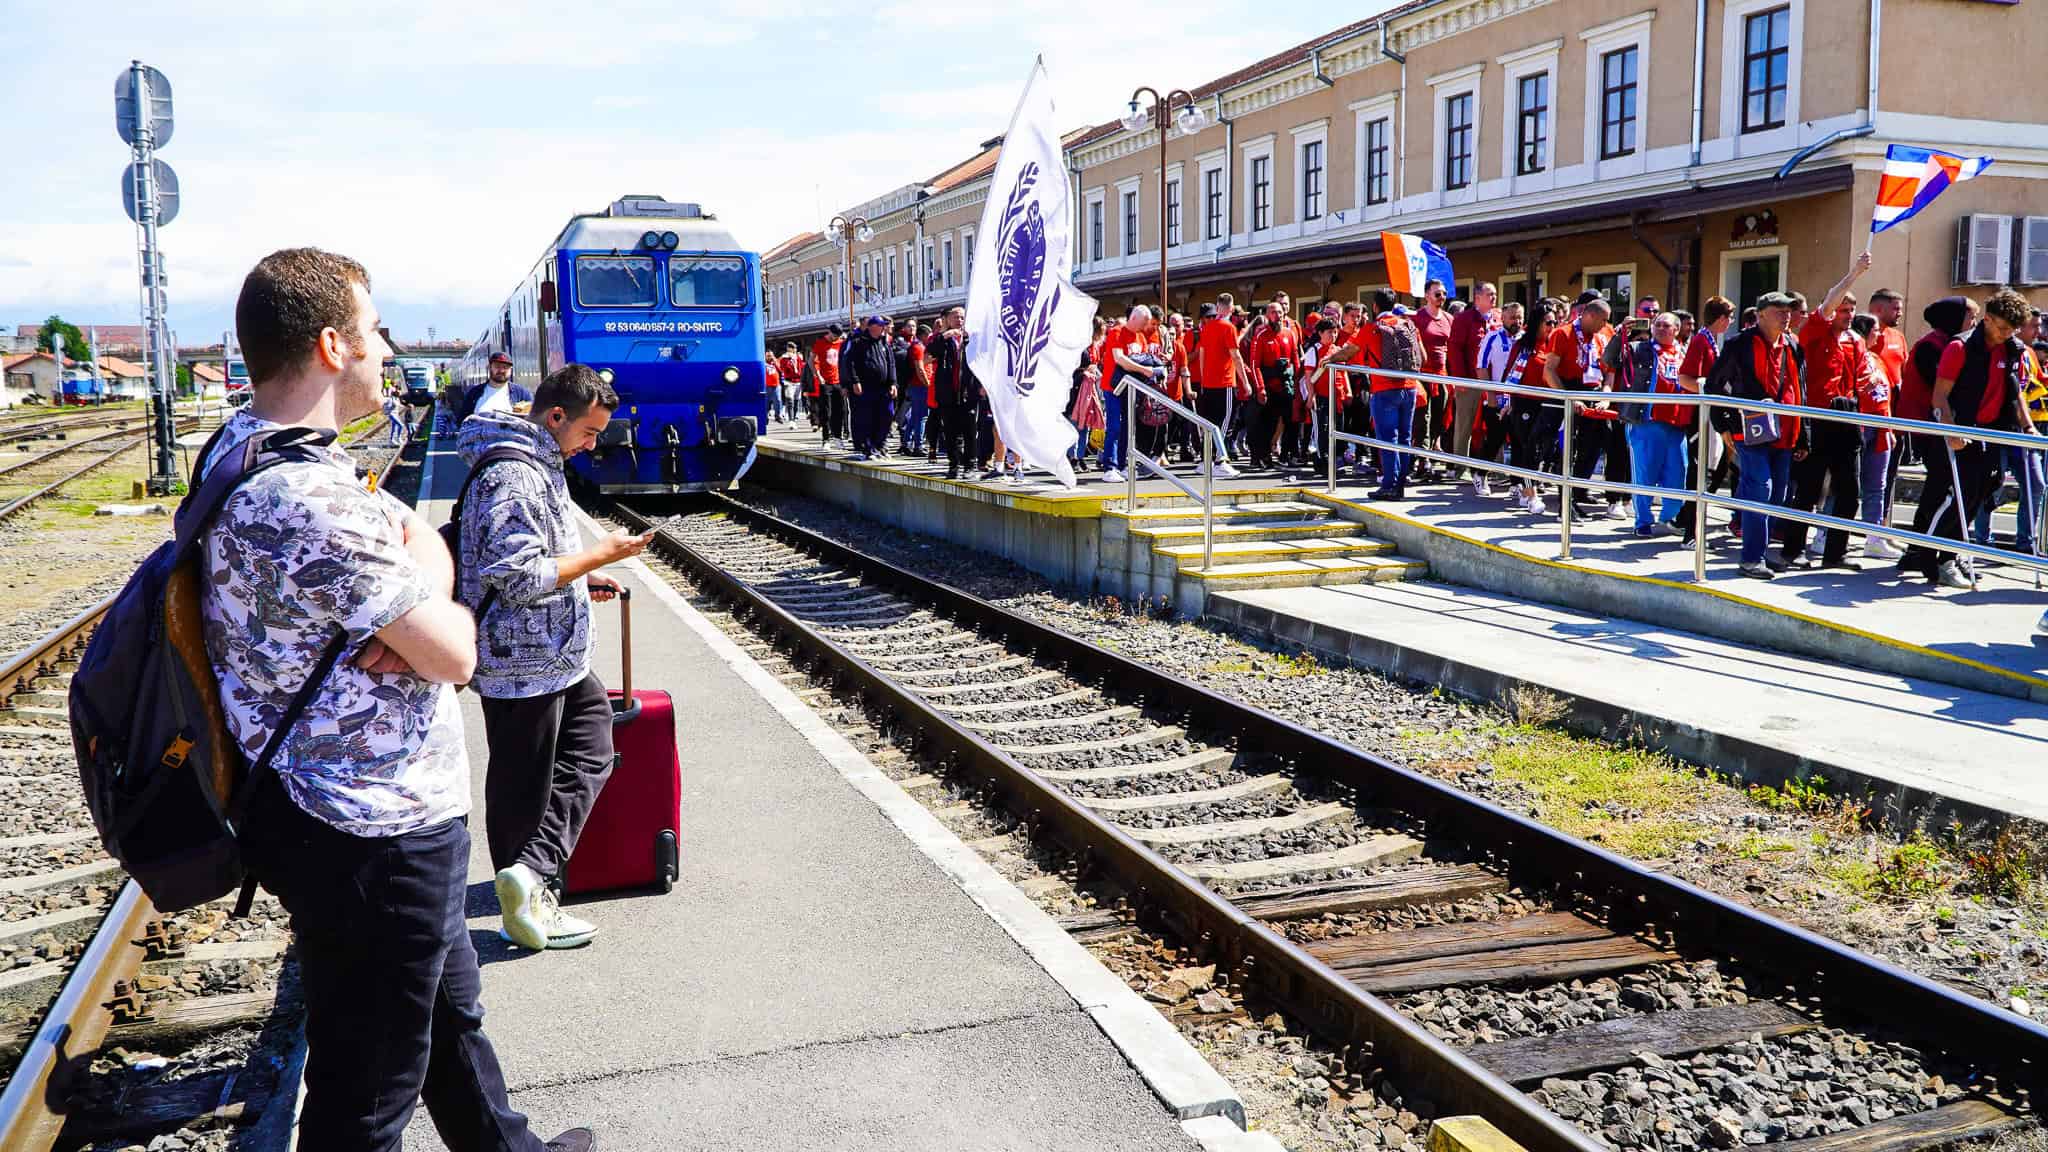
left=1872, top=145, right=1992, bottom=234
left=1380, top=231, right=1456, bottom=298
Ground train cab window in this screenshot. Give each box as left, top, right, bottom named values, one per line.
left=575, top=255, right=657, bottom=308
left=668, top=256, right=748, bottom=308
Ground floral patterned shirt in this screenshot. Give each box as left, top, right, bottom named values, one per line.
left=200, top=411, right=470, bottom=837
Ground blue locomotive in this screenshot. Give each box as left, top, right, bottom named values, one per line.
left=458, top=195, right=764, bottom=493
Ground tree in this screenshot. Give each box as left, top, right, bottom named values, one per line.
left=175, top=363, right=193, bottom=395
left=36, top=315, right=90, bottom=363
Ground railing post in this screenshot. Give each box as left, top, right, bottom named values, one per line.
left=1202, top=427, right=1214, bottom=571
left=1693, top=399, right=1710, bottom=583
left=1327, top=374, right=1338, bottom=494
left=1559, top=399, right=1575, bottom=560
left=1125, top=380, right=1137, bottom=513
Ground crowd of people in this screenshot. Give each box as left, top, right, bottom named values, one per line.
left=775, top=263, right=2047, bottom=606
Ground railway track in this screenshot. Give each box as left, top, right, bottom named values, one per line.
left=0, top=410, right=154, bottom=450
left=0, top=414, right=428, bottom=1150
left=0, top=421, right=208, bottom=525
left=615, top=496, right=2041, bottom=1152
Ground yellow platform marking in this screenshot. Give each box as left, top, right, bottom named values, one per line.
left=1427, top=1116, right=1527, bottom=1152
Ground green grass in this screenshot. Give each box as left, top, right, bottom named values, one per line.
left=1415, top=723, right=1717, bottom=860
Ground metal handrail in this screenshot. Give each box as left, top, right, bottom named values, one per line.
left=1119, top=371, right=1228, bottom=570
left=1324, top=362, right=2048, bottom=585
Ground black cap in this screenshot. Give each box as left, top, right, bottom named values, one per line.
left=828, top=322, right=845, bottom=335
left=488, top=351, right=513, bottom=365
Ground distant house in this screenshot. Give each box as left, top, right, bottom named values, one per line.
left=96, top=356, right=151, bottom=400
left=15, top=324, right=153, bottom=359
left=3, top=352, right=61, bottom=405
left=191, top=362, right=226, bottom=399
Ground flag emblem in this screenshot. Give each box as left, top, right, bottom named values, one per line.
left=1872, top=144, right=1993, bottom=234
left=994, top=162, right=1060, bottom=394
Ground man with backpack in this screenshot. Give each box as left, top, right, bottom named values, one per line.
left=455, top=363, right=650, bottom=952
left=200, top=249, right=590, bottom=1151
left=1365, top=288, right=1425, bottom=500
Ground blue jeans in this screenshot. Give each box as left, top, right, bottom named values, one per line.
left=1987, top=444, right=2043, bottom=552
left=1369, top=388, right=1416, bottom=492
left=1627, top=421, right=1688, bottom=530
left=1859, top=428, right=1892, bottom=530
left=1737, top=443, right=1792, bottom=566
left=1102, top=389, right=1126, bottom=471
left=899, top=387, right=927, bottom=452
left=766, top=383, right=786, bottom=423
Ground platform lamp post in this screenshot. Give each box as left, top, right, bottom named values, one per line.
left=827, top=213, right=874, bottom=334
left=1119, top=88, right=1207, bottom=317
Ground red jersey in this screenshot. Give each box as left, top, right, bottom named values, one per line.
left=777, top=352, right=804, bottom=389
left=1102, top=324, right=1163, bottom=391
left=1250, top=325, right=1299, bottom=373
left=810, top=336, right=842, bottom=388
left=1797, top=312, right=1862, bottom=408
left=1414, top=307, right=1453, bottom=376
left=765, top=361, right=780, bottom=393
left=1195, top=318, right=1240, bottom=390
left=1647, top=341, right=1689, bottom=426
left=1876, top=326, right=1908, bottom=389
left=1750, top=331, right=1802, bottom=449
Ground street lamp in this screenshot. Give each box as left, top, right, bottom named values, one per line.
left=1121, top=87, right=1207, bottom=315
left=827, top=213, right=875, bottom=334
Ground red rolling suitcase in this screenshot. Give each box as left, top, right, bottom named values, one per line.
left=565, top=587, right=682, bottom=895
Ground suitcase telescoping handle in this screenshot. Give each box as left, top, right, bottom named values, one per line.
left=612, top=585, right=641, bottom=727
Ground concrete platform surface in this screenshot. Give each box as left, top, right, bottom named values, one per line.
left=1215, top=579, right=2048, bottom=828
left=399, top=432, right=1209, bottom=1151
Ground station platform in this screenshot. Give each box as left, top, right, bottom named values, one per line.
left=754, top=423, right=2048, bottom=829
left=400, top=435, right=1256, bottom=1152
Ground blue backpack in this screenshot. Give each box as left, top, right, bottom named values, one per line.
left=70, top=425, right=348, bottom=915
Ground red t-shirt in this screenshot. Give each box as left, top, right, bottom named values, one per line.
left=1414, top=307, right=1453, bottom=376
left=1877, top=326, right=1908, bottom=389
left=1363, top=319, right=1423, bottom=394
left=1797, top=312, right=1860, bottom=408
left=810, top=337, right=842, bottom=388
left=765, top=361, right=780, bottom=393
left=1196, top=319, right=1240, bottom=390
left=777, top=352, right=804, bottom=388
left=1648, top=342, right=1690, bottom=426
left=1103, top=324, right=1162, bottom=391
left=1937, top=338, right=2011, bottom=426
left=1678, top=331, right=1718, bottom=382
left=1750, top=332, right=1801, bottom=449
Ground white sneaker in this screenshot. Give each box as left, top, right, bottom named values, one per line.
left=496, top=863, right=597, bottom=951
left=1525, top=491, right=1548, bottom=515
left=1864, top=537, right=1902, bottom=560
left=1211, top=461, right=1240, bottom=478
left=1102, top=468, right=1126, bottom=483
left=1470, top=476, right=1492, bottom=498
left=1650, top=521, right=1683, bottom=538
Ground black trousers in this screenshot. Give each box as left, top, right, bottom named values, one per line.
left=819, top=387, right=849, bottom=441
left=243, top=783, right=542, bottom=1152
left=1903, top=438, right=2003, bottom=573
left=1252, top=390, right=1291, bottom=468
left=481, top=672, right=615, bottom=879
left=1196, top=388, right=1230, bottom=455
left=1781, top=421, right=1861, bottom=564
left=938, top=403, right=976, bottom=473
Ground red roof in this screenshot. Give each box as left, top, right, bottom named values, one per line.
left=97, top=355, right=148, bottom=379
left=192, top=363, right=226, bottom=382
left=15, top=323, right=153, bottom=350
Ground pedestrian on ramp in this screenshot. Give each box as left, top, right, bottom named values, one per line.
left=455, top=363, right=653, bottom=950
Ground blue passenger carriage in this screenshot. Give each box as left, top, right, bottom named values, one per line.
left=460, top=195, right=765, bottom=493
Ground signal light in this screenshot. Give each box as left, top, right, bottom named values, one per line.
left=640, top=231, right=661, bottom=249
left=661, top=231, right=680, bottom=249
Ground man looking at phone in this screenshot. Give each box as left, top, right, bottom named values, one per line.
left=457, top=363, right=650, bottom=951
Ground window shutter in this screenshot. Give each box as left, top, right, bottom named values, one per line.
left=2020, top=216, right=2048, bottom=286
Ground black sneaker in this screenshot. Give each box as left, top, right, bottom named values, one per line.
left=546, top=1129, right=596, bottom=1152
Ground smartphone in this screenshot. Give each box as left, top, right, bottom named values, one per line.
left=643, top=513, right=687, bottom=538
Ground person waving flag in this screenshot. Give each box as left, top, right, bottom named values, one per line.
left=1872, top=145, right=1993, bottom=234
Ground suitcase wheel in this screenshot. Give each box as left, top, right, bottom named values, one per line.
left=655, top=830, right=678, bottom=894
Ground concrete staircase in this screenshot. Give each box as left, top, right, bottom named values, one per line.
left=1100, top=493, right=1426, bottom=617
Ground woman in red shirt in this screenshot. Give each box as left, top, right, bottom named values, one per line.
left=1849, top=313, right=1899, bottom=559
left=1504, top=301, right=1560, bottom=514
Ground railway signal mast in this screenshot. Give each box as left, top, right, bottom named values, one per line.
left=115, top=61, right=181, bottom=495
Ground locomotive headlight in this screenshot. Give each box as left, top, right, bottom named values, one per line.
left=722, top=366, right=740, bottom=384
left=639, top=231, right=661, bottom=250
left=661, top=231, right=680, bottom=249
left=598, top=368, right=615, bottom=385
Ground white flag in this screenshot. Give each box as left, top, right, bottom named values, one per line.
left=967, top=57, right=1096, bottom=489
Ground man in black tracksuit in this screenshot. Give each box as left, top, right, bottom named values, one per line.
left=843, top=315, right=896, bottom=460
left=927, top=307, right=981, bottom=479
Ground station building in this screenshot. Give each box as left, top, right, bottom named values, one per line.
left=763, top=0, right=2046, bottom=349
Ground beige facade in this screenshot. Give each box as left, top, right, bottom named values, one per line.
left=765, top=0, right=2046, bottom=347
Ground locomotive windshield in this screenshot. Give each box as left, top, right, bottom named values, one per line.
left=668, top=256, right=748, bottom=308
left=575, top=255, right=657, bottom=307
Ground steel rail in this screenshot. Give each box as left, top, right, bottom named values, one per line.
left=619, top=500, right=1602, bottom=1151
left=0, top=598, right=143, bottom=1152
left=0, top=596, right=112, bottom=700
left=0, top=423, right=196, bottom=524
left=0, top=426, right=151, bottom=482
left=0, top=412, right=147, bottom=449
left=626, top=495, right=2048, bottom=1140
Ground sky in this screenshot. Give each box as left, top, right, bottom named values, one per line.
left=0, top=1, right=1401, bottom=346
